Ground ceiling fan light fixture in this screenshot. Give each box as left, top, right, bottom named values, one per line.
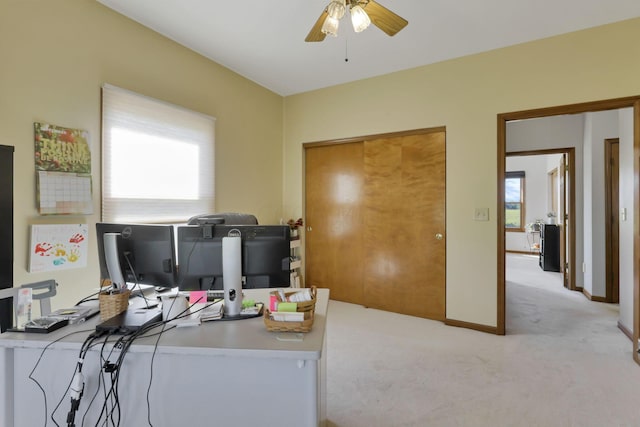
left=350, top=5, right=371, bottom=33
left=327, top=0, right=346, bottom=20
left=306, top=0, right=406, bottom=42
left=321, top=15, right=340, bottom=37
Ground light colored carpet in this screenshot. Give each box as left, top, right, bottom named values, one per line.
left=325, top=253, right=640, bottom=427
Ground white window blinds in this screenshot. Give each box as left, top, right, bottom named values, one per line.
left=101, top=84, right=215, bottom=223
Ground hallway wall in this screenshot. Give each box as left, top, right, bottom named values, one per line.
left=582, top=110, right=620, bottom=297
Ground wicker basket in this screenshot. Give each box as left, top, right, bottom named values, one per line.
left=271, top=286, right=317, bottom=312
left=263, top=308, right=314, bottom=333
left=99, top=289, right=131, bottom=320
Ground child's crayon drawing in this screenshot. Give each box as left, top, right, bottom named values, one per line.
left=29, top=224, right=89, bottom=272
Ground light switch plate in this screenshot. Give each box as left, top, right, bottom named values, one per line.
left=474, top=208, right=489, bottom=221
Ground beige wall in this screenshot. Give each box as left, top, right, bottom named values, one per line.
left=1, top=0, right=283, bottom=309
left=283, top=18, right=640, bottom=327
left=3, top=1, right=640, bottom=329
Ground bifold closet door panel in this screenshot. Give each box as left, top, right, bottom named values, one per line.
left=305, top=142, right=365, bottom=304
left=304, top=130, right=446, bottom=320
left=363, top=131, right=446, bottom=320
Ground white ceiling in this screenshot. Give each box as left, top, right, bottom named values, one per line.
left=96, top=0, right=640, bottom=96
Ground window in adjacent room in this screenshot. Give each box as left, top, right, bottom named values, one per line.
left=101, top=84, right=215, bottom=223
left=505, top=171, right=525, bottom=231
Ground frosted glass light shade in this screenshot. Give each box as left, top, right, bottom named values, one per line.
left=321, top=16, right=340, bottom=36
left=327, top=0, right=346, bottom=19
left=350, top=5, right=371, bottom=33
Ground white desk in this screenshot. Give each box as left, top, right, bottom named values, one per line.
left=0, top=288, right=328, bottom=427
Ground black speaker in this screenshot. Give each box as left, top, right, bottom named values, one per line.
left=0, top=145, right=14, bottom=332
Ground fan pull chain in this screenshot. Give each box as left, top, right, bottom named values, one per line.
left=345, top=38, right=349, bottom=62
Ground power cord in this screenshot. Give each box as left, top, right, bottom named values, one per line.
left=26, top=329, right=94, bottom=427
left=65, top=330, right=106, bottom=426
left=59, top=295, right=211, bottom=426
left=79, top=334, right=111, bottom=426
left=123, top=253, right=153, bottom=310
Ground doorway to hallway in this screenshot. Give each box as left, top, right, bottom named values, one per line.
left=496, top=96, right=640, bottom=367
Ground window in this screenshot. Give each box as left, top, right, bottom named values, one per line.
left=101, top=84, right=215, bottom=223
left=505, top=171, right=525, bottom=231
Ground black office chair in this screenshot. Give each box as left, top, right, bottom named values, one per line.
left=187, top=212, right=258, bottom=226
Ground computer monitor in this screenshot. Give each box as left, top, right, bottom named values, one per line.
left=96, top=223, right=177, bottom=290
left=177, top=224, right=290, bottom=291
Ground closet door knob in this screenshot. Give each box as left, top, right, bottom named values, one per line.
left=435, top=233, right=443, bottom=240
left=307, top=226, right=312, bottom=232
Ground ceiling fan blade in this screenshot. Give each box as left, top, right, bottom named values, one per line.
left=362, top=0, right=408, bottom=36
left=305, top=9, right=329, bottom=42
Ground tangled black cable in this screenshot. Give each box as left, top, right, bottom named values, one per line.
left=27, top=329, right=95, bottom=427
left=64, top=330, right=108, bottom=427
left=47, top=268, right=216, bottom=426
left=79, top=311, right=186, bottom=426
left=79, top=334, right=111, bottom=426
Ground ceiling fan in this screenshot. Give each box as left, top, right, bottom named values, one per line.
left=305, top=0, right=408, bottom=42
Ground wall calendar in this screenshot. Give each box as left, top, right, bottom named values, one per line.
left=34, top=122, right=93, bottom=215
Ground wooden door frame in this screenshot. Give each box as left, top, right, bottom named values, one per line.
left=303, top=127, right=446, bottom=149
left=558, top=156, right=568, bottom=289
left=497, top=96, right=640, bottom=368
left=605, top=138, right=620, bottom=303
left=506, top=149, right=575, bottom=292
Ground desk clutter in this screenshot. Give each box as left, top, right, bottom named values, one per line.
left=18, top=305, right=99, bottom=333
left=264, top=286, right=316, bottom=332
left=23, top=317, right=68, bottom=333
left=1, top=287, right=328, bottom=426
left=167, top=294, right=265, bottom=327
left=11, top=285, right=317, bottom=334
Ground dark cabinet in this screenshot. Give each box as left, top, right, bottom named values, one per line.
left=539, top=223, right=560, bottom=272
left=0, top=145, right=13, bottom=332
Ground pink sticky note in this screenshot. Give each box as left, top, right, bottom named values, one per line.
left=190, top=291, right=207, bottom=305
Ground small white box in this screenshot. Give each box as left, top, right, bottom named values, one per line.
left=271, top=311, right=304, bottom=322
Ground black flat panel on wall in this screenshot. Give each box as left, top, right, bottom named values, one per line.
left=0, top=145, right=14, bottom=332
left=539, top=224, right=560, bottom=272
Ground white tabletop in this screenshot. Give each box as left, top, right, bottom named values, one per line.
left=0, top=288, right=329, bottom=360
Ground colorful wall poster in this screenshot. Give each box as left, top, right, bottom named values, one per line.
left=28, top=224, right=89, bottom=273
left=34, top=122, right=93, bottom=215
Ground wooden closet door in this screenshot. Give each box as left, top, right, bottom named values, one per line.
left=304, top=129, right=446, bottom=321
left=363, top=131, right=446, bottom=320
left=305, top=142, right=364, bottom=304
